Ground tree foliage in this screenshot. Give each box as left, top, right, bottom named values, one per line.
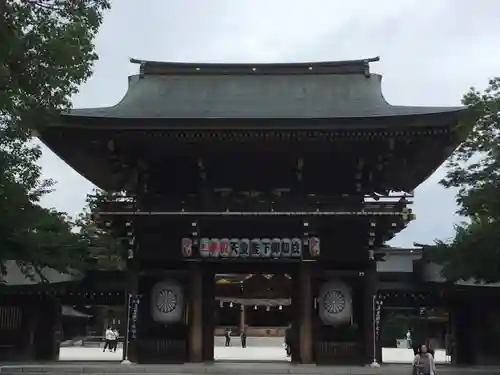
left=75, top=189, right=126, bottom=271
left=433, top=78, right=500, bottom=282
left=0, top=0, right=110, bottom=277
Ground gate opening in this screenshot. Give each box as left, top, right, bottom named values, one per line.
left=214, top=273, right=292, bottom=362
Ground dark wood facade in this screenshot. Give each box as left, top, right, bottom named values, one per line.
left=17, top=56, right=472, bottom=365
left=0, top=268, right=125, bottom=361
left=2, top=253, right=500, bottom=365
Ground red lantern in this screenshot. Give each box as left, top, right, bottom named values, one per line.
left=220, top=238, right=230, bottom=257
left=209, top=238, right=220, bottom=258
left=309, top=237, right=320, bottom=257
left=181, top=238, right=192, bottom=257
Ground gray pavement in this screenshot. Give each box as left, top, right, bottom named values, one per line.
left=1, top=363, right=500, bottom=375
left=215, top=336, right=286, bottom=347
left=1, top=339, right=499, bottom=374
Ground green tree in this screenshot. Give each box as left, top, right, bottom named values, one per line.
left=433, top=77, right=500, bottom=283
left=0, top=0, right=110, bottom=277
left=75, top=189, right=126, bottom=271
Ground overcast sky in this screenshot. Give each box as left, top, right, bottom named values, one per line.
left=38, top=0, right=500, bottom=247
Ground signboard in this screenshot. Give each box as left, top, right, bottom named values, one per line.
left=181, top=237, right=320, bottom=260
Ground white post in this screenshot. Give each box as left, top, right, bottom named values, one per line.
left=370, top=295, right=380, bottom=368
left=121, top=293, right=132, bottom=365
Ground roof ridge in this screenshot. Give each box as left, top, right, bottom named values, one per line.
left=129, top=57, right=380, bottom=76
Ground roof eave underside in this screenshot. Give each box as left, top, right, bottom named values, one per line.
left=59, top=108, right=465, bottom=130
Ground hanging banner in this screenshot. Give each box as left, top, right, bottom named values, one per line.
left=375, top=299, right=382, bottom=341
left=209, top=238, right=220, bottom=257
left=240, top=238, right=250, bottom=257
left=220, top=238, right=230, bottom=257
left=199, top=238, right=210, bottom=257
left=271, top=238, right=282, bottom=257
left=181, top=238, right=193, bottom=257
left=309, top=237, right=320, bottom=257
left=291, top=238, right=302, bottom=258
left=127, top=295, right=140, bottom=340
left=318, top=280, right=353, bottom=326
left=181, top=237, right=320, bottom=260
left=282, top=239, right=292, bottom=257
left=250, top=238, right=262, bottom=257
left=261, top=238, right=272, bottom=258
left=229, top=238, right=240, bottom=257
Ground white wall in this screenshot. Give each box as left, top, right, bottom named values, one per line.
left=377, top=253, right=420, bottom=273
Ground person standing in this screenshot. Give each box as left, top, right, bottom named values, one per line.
left=407, top=330, right=412, bottom=349
left=284, top=324, right=292, bottom=357
left=225, top=328, right=232, bottom=347
left=240, top=327, right=247, bottom=348
left=112, top=328, right=119, bottom=352
left=103, top=326, right=114, bottom=352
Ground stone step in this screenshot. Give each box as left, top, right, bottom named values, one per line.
left=0, top=364, right=499, bottom=375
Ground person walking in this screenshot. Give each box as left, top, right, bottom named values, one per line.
left=412, top=344, right=437, bottom=375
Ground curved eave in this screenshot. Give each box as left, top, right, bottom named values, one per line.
left=40, top=112, right=464, bottom=192
left=39, top=130, right=118, bottom=190
left=407, top=111, right=467, bottom=191
left=58, top=108, right=466, bottom=130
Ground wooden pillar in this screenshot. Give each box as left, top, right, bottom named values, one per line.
left=188, top=263, right=203, bottom=362
left=452, top=300, right=474, bottom=365
left=33, top=297, right=61, bottom=361
left=201, top=269, right=215, bottom=362
left=24, top=298, right=39, bottom=360
left=123, top=260, right=139, bottom=363
left=240, top=304, right=245, bottom=332
left=298, top=263, right=313, bottom=364
left=364, top=260, right=377, bottom=365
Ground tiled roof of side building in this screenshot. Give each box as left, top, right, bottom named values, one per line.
left=0, top=260, right=80, bottom=286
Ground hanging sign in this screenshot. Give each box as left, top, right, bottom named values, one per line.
left=181, top=237, right=320, bottom=260
left=220, top=238, right=230, bottom=257
left=181, top=238, right=193, bottom=257
left=209, top=238, right=220, bottom=257
left=128, top=295, right=140, bottom=340
left=200, top=238, right=210, bottom=257
left=375, top=299, right=382, bottom=341
left=309, top=237, right=320, bottom=257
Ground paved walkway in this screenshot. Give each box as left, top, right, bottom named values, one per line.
left=58, top=343, right=449, bottom=364
left=1, top=362, right=499, bottom=375
left=4, top=341, right=492, bottom=374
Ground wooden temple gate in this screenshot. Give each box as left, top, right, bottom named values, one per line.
left=120, top=252, right=380, bottom=365
left=33, top=56, right=464, bottom=365
left=123, top=261, right=317, bottom=363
